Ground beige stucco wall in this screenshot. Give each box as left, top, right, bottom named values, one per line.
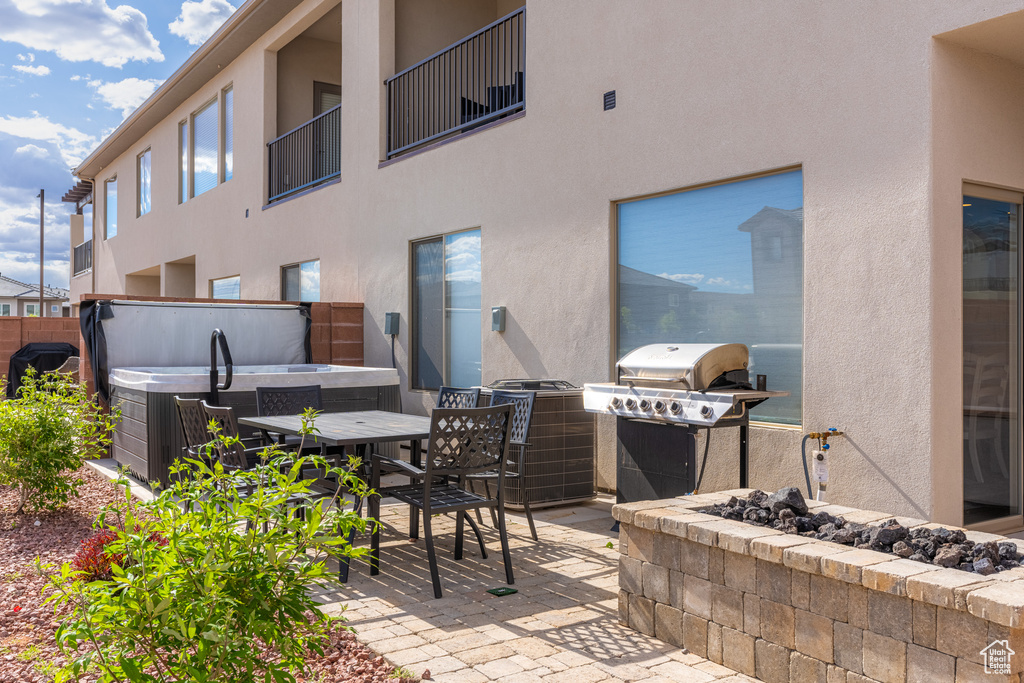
left=81, top=0, right=1024, bottom=527
left=276, top=35, right=342, bottom=136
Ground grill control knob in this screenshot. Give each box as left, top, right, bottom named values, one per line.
left=638, top=399, right=651, bottom=412
left=609, top=397, right=622, bottom=409
left=653, top=400, right=666, bottom=414
left=669, top=401, right=682, bottom=415
left=624, top=398, right=637, bottom=410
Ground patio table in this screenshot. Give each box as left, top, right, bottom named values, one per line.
left=238, top=409, right=432, bottom=581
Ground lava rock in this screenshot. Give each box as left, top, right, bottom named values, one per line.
left=778, top=508, right=796, bottom=524
left=893, top=541, right=914, bottom=558
left=767, top=487, right=808, bottom=516
left=908, top=553, right=930, bottom=563
left=999, top=543, right=1018, bottom=562
left=747, top=490, right=769, bottom=508
left=869, top=523, right=908, bottom=549
left=723, top=507, right=745, bottom=521
left=934, top=546, right=962, bottom=568
left=795, top=516, right=814, bottom=533
left=833, top=527, right=858, bottom=545
left=974, top=558, right=997, bottom=575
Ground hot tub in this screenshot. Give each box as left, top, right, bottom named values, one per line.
left=109, top=364, right=399, bottom=486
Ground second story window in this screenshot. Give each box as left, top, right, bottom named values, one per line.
left=105, top=176, right=117, bottom=239
left=180, top=85, right=233, bottom=202
left=138, top=148, right=151, bottom=216
left=281, top=260, right=320, bottom=302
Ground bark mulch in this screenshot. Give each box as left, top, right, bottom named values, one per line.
left=0, top=465, right=418, bottom=683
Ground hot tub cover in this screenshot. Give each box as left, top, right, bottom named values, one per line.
left=81, top=300, right=312, bottom=401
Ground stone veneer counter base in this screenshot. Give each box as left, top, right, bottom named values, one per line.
left=613, top=491, right=1024, bottom=683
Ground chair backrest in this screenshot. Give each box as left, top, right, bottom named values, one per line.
left=487, top=390, right=536, bottom=445
left=200, top=400, right=248, bottom=469
left=174, top=396, right=210, bottom=456
left=437, top=386, right=480, bottom=409
left=256, top=385, right=323, bottom=417
left=424, top=404, right=512, bottom=478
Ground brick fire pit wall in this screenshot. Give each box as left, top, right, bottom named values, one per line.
left=613, top=490, right=1024, bottom=683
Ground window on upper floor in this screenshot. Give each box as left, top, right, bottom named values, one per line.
left=210, top=275, right=240, bottom=300
left=281, top=260, right=319, bottom=302
left=616, top=169, right=804, bottom=425
left=411, top=229, right=481, bottom=390
left=50, top=304, right=59, bottom=314
left=138, top=148, right=151, bottom=217
left=105, top=176, right=117, bottom=239
left=180, top=86, right=233, bottom=202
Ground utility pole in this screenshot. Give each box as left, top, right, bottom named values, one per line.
left=37, top=189, right=44, bottom=317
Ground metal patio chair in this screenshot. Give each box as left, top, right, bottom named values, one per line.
left=200, top=401, right=266, bottom=471
left=436, top=386, right=480, bottom=409
left=471, top=389, right=538, bottom=541
left=369, top=403, right=515, bottom=599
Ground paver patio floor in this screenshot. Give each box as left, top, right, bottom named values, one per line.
left=316, top=497, right=756, bottom=683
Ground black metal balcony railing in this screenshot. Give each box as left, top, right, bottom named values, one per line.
left=267, top=103, right=341, bottom=203
left=73, top=240, right=92, bottom=276
left=386, top=8, right=525, bottom=159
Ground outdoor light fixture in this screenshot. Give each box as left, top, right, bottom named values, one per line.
left=491, top=306, right=506, bottom=332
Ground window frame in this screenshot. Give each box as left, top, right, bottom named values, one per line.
left=280, top=259, right=320, bottom=302
left=137, top=147, right=152, bottom=217
left=104, top=176, right=117, bottom=239
left=0, top=304, right=10, bottom=316
left=612, top=166, right=803, bottom=426
left=221, top=85, right=233, bottom=183
left=25, top=304, right=39, bottom=317
left=210, top=274, right=241, bottom=300
left=409, top=227, right=482, bottom=391
left=179, top=85, right=233, bottom=202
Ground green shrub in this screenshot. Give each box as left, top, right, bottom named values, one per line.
left=42, top=415, right=373, bottom=683
left=0, top=367, right=119, bottom=513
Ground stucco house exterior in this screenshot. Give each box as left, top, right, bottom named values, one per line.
left=64, top=0, right=1024, bottom=532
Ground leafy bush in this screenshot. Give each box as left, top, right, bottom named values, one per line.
left=71, top=526, right=168, bottom=582
left=0, top=367, right=119, bottom=513
left=43, top=414, right=373, bottom=683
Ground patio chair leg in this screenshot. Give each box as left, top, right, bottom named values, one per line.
left=369, top=487, right=381, bottom=578
left=423, top=510, right=443, bottom=599
left=464, top=512, right=487, bottom=559
left=484, top=480, right=498, bottom=527
left=495, top=500, right=514, bottom=586
left=523, top=488, right=538, bottom=541
left=455, top=511, right=465, bottom=561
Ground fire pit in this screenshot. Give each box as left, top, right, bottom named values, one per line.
left=700, top=487, right=1022, bottom=575
left=613, top=491, right=1024, bottom=681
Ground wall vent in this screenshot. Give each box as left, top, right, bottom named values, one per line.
left=603, top=90, right=616, bottom=110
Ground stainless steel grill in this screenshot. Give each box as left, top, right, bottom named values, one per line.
left=584, top=343, right=785, bottom=427
left=584, top=343, right=787, bottom=504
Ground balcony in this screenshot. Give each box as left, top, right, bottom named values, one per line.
left=73, top=240, right=92, bottom=276
left=386, top=7, right=525, bottom=159
left=267, top=104, right=341, bottom=204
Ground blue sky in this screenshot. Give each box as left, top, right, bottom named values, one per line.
left=0, top=0, right=238, bottom=289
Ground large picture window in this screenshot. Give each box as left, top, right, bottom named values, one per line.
left=281, top=260, right=320, bottom=302
left=617, top=169, right=803, bottom=424
left=411, top=229, right=482, bottom=390
left=104, top=177, right=117, bottom=239
left=138, top=148, right=151, bottom=216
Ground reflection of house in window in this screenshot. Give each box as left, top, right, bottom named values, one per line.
left=738, top=206, right=803, bottom=298
left=618, top=266, right=696, bottom=352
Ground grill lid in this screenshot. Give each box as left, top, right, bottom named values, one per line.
left=616, top=343, right=748, bottom=390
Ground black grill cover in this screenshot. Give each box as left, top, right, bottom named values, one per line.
left=7, top=342, right=79, bottom=398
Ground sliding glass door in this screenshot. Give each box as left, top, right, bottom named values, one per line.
left=963, top=184, right=1021, bottom=527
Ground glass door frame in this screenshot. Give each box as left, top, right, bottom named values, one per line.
left=963, top=181, right=1023, bottom=533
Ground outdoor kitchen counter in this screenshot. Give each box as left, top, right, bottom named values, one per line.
left=613, top=492, right=1024, bottom=682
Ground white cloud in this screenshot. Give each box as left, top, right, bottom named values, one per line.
left=88, top=77, right=163, bottom=118
left=657, top=272, right=704, bottom=285
left=16, top=52, right=33, bottom=62
left=169, top=0, right=236, bottom=46
left=0, top=0, right=163, bottom=68
left=69, top=74, right=81, bottom=81
left=0, top=114, right=96, bottom=165
left=12, top=64, right=49, bottom=75
left=13, top=143, right=48, bottom=159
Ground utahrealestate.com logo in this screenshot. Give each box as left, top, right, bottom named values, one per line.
left=982, top=640, right=1015, bottom=675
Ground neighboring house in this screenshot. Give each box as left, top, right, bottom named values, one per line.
left=0, top=274, right=69, bottom=318
left=62, top=0, right=1024, bottom=531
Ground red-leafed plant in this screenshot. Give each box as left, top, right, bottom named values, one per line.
left=71, top=526, right=167, bottom=582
